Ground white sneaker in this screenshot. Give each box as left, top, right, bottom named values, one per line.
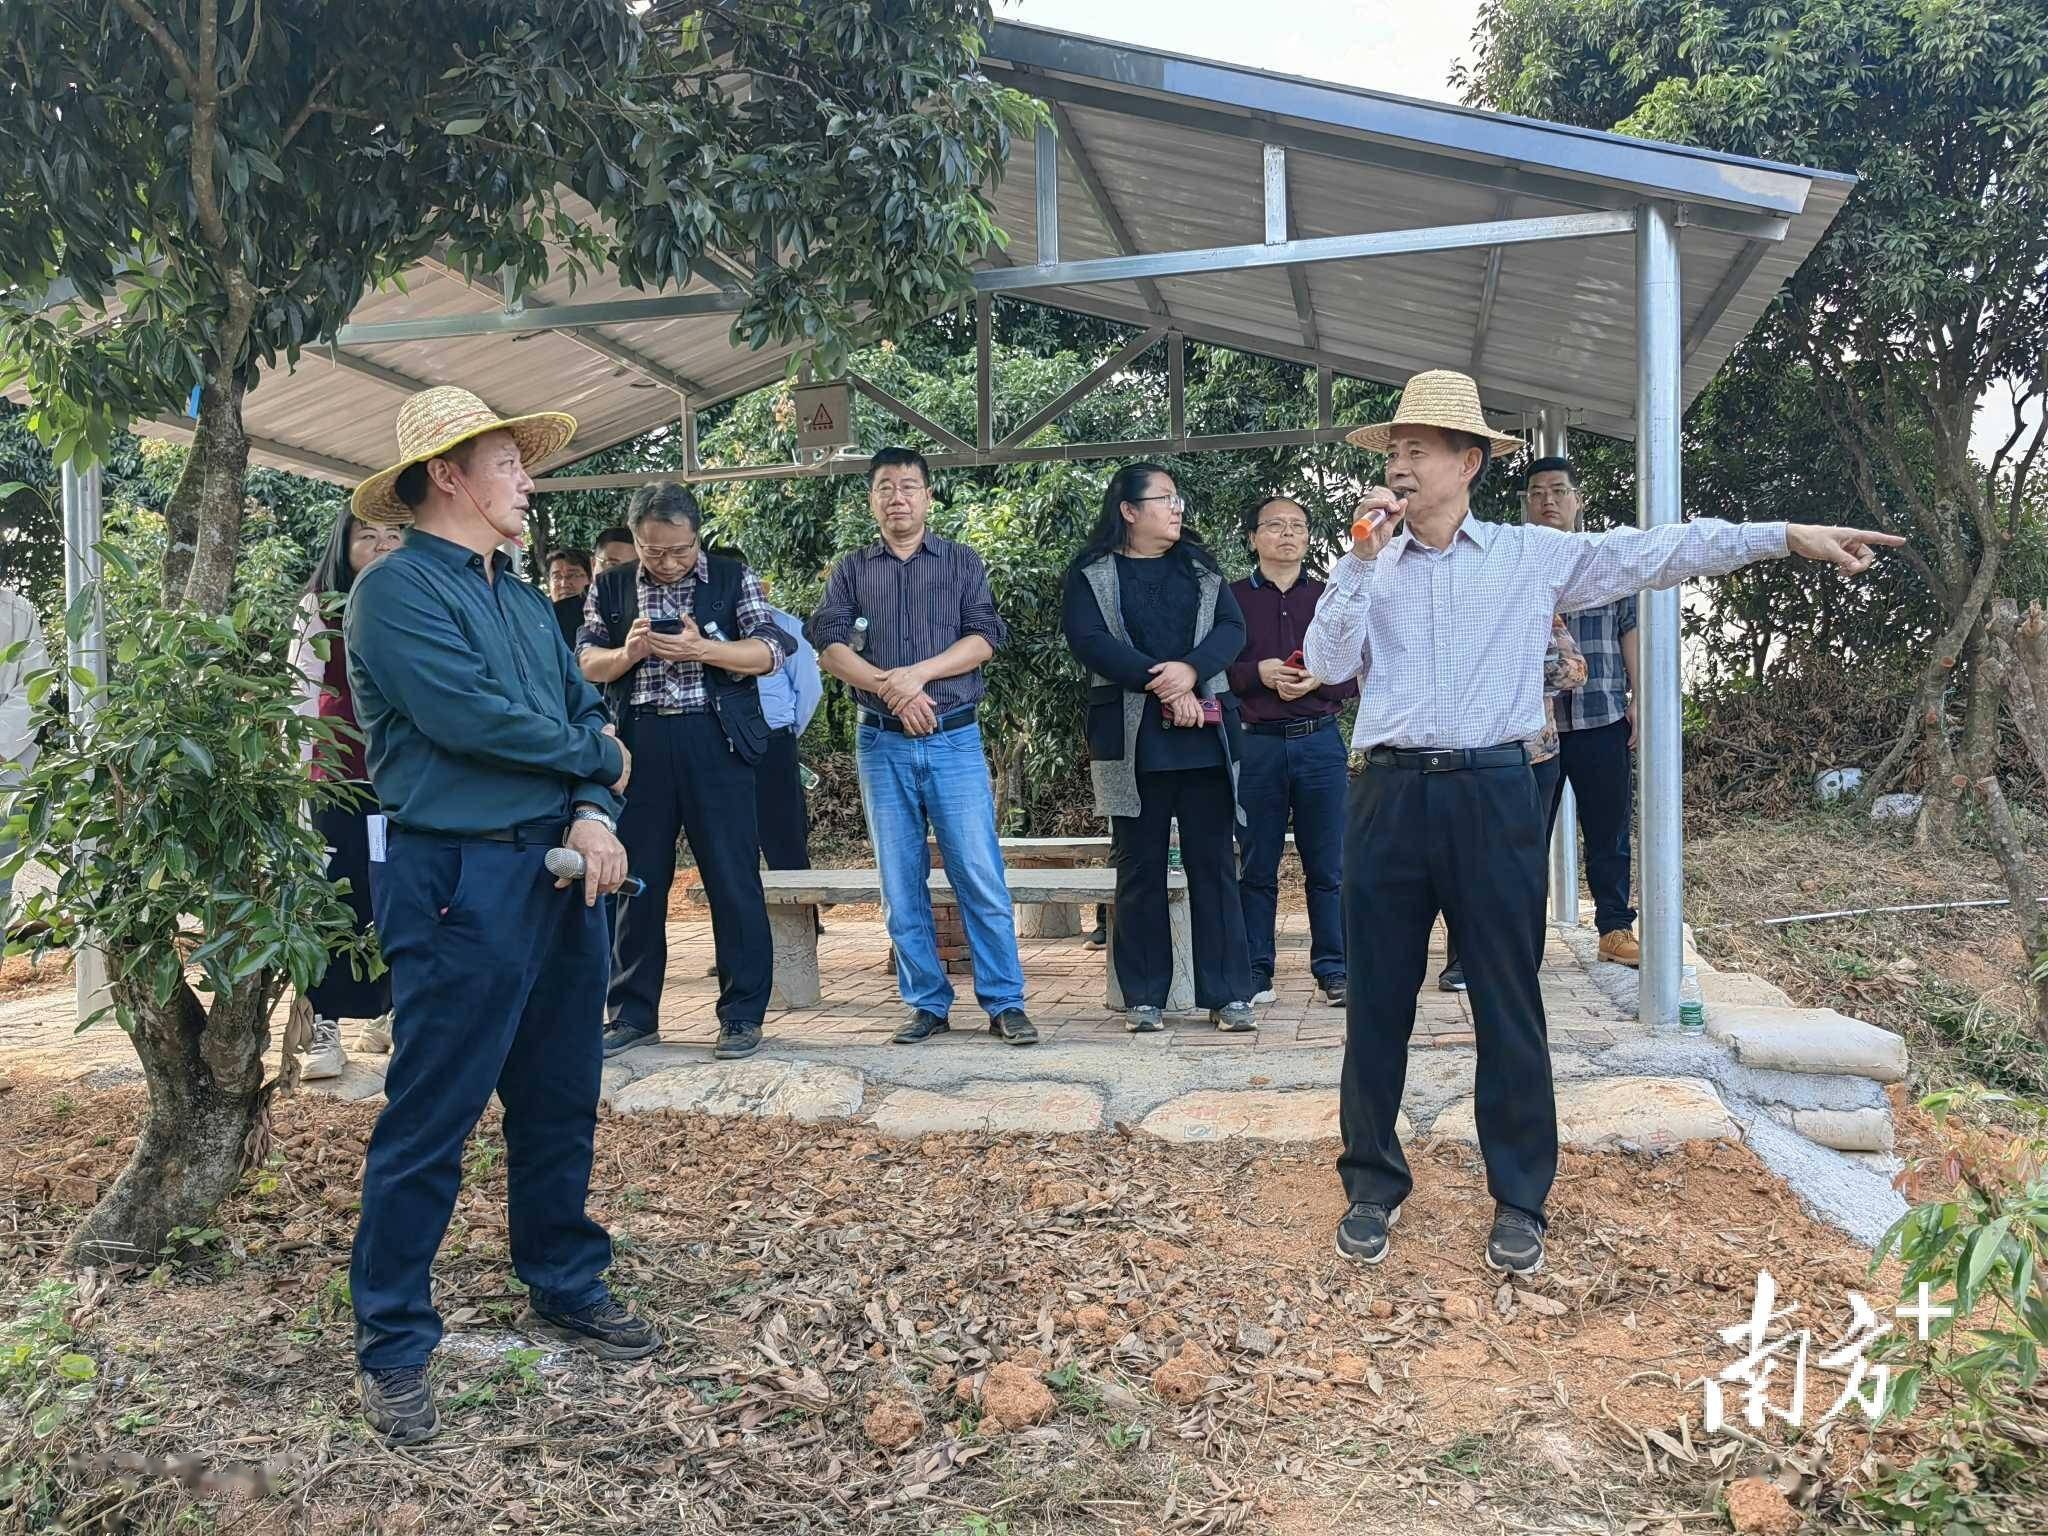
left=355, top=1014, right=393, bottom=1055
left=1252, top=987, right=1278, bottom=1005
left=302, top=1016, right=347, bottom=1080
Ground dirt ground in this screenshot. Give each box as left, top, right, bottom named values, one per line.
left=2, top=1073, right=1977, bottom=1536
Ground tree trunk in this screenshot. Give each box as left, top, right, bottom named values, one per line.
left=68, top=974, right=271, bottom=1266
left=168, top=378, right=253, bottom=612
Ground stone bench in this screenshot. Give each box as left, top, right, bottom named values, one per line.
left=689, top=866, right=1192, bottom=1012
left=992, top=833, right=1290, bottom=939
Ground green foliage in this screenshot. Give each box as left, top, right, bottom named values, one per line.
left=1, top=513, right=374, bottom=1025
left=1867, top=1089, right=2048, bottom=1531
left=0, top=0, right=1034, bottom=458
left=0, top=1280, right=95, bottom=1521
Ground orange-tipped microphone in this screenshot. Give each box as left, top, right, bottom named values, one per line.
left=1351, top=506, right=1392, bottom=542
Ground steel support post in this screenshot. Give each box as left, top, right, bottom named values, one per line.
left=59, top=464, right=112, bottom=1023
left=1634, top=204, right=1684, bottom=1028
left=1540, top=407, right=1581, bottom=929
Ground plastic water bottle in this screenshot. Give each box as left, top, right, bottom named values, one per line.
left=851, top=616, right=870, bottom=654
left=798, top=763, right=820, bottom=792
left=1679, top=966, right=1705, bottom=1031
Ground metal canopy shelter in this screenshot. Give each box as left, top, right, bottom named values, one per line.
left=33, top=21, right=1854, bottom=1029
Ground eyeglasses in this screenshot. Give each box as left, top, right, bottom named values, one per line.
left=871, top=479, right=927, bottom=497
left=1524, top=487, right=1575, bottom=504
left=1132, top=493, right=1186, bottom=513
left=635, top=541, right=698, bottom=563
left=1257, top=520, right=1309, bottom=536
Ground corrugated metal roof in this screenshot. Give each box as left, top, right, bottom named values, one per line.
left=38, top=20, right=1853, bottom=484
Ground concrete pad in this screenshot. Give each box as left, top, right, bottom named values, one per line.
left=1430, top=1076, right=1737, bottom=1152
left=610, top=1058, right=864, bottom=1123
left=301, top=1058, right=388, bottom=1103
left=869, top=1080, right=1103, bottom=1137
left=1139, top=1088, right=1405, bottom=1143
left=1785, top=1105, right=1894, bottom=1153
left=1706, top=1006, right=1907, bottom=1083
left=1700, top=972, right=1793, bottom=1009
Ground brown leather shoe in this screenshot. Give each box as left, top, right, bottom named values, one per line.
left=1597, top=929, right=1642, bottom=967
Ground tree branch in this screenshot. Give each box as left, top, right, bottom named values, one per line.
left=280, top=65, right=341, bottom=149
left=223, top=0, right=262, bottom=96
left=109, top=0, right=199, bottom=97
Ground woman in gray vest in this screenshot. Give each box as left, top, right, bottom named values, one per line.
left=1060, top=464, right=1257, bottom=1034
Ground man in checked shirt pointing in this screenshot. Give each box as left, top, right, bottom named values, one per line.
left=1303, top=370, right=1902, bottom=1277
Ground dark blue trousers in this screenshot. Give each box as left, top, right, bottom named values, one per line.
left=1337, top=761, right=1556, bottom=1222
left=610, top=711, right=771, bottom=1033
left=1551, top=718, right=1637, bottom=935
left=352, top=826, right=614, bottom=1371
left=1235, top=723, right=1347, bottom=987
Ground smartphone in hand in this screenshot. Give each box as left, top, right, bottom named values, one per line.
left=648, top=618, right=684, bottom=636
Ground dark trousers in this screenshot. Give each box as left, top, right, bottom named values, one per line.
left=1442, top=753, right=1561, bottom=971
left=353, top=827, right=613, bottom=1370
left=1551, top=718, right=1636, bottom=935
left=1111, top=767, right=1254, bottom=1010
left=611, top=712, right=770, bottom=1032
left=1236, top=724, right=1347, bottom=986
left=309, top=797, right=392, bottom=1020
left=1338, top=762, right=1556, bottom=1222
left=755, top=727, right=811, bottom=870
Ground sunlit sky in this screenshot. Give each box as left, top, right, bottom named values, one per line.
left=1005, top=0, right=2028, bottom=464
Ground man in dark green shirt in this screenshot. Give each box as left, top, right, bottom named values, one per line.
left=342, top=387, right=659, bottom=1447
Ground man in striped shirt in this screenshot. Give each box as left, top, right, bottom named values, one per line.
left=1302, top=370, right=1902, bottom=1278
left=1523, top=457, right=1642, bottom=967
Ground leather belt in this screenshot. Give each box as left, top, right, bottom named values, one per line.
left=1247, top=715, right=1335, bottom=739
left=860, top=706, right=978, bottom=735
left=1366, top=743, right=1529, bottom=773
left=630, top=704, right=706, bottom=718
left=390, top=816, right=567, bottom=846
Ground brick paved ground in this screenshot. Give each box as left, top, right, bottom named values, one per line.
left=661, top=908, right=1639, bottom=1055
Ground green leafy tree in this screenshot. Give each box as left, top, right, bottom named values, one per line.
left=1460, top=0, right=2048, bottom=1029
left=0, top=0, right=1033, bottom=1257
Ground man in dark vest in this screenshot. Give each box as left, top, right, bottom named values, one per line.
left=577, top=482, right=794, bottom=1059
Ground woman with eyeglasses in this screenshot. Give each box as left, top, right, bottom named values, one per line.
left=290, top=508, right=404, bottom=1079
left=1061, top=463, right=1257, bottom=1034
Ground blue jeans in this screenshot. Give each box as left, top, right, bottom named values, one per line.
left=352, top=828, right=615, bottom=1370
left=857, top=721, right=1026, bottom=1017
left=1236, top=723, right=1347, bottom=987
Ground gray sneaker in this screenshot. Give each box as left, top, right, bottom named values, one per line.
left=1211, top=1001, right=1258, bottom=1033
left=302, top=1016, right=346, bottom=1080
left=359, top=1364, right=438, bottom=1445
left=1124, top=1006, right=1165, bottom=1034
left=355, top=1014, right=394, bottom=1055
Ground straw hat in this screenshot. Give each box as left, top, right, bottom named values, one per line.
left=351, top=386, right=576, bottom=525
left=1345, top=369, right=1522, bottom=456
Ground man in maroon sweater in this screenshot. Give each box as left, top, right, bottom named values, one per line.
left=1227, top=496, right=1358, bottom=1007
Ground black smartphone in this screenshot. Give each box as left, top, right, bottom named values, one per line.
left=648, top=618, right=684, bottom=635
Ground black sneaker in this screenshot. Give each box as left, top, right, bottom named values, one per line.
left=892, top=1009, right=951, bottom=1045
left=713, top=1021, right=762, bottom=1060
left=1437, top=963, right=1466, bottom=993
left=1320, top=978, right=1347, bottom=1008
left=989, top=1009, right=1039, bottom=1046
left=602, top=1023, right=658, bottom=1057
left=1124, top=1006, right=1164, bottom=1033
left=1335, top=1201, right=1400, bottom=1265
left=1211, top=1001, right=1258, bottom=1033
left=521, top=1298, right=662, bottom=1361
left=359, top=1364, right=439, bottom=1446
left=1485, top=1206, right=1546, bottom=1275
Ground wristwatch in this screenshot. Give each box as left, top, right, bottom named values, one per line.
left=572, top=805, right=616, bottom=833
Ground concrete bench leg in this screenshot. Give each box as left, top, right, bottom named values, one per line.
left=1018, top=901, right=1081, bottom=939
left=767, top=904, right=821, bottom=1010
left=1101, top=897, right=1196, bottom=1014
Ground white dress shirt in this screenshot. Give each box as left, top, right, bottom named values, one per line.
left=1303, top=515, right=1788, bottom=752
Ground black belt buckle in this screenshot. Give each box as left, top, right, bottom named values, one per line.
left=1286, top=717, right=1324, bottom=740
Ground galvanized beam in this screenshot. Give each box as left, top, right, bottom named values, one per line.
left=1263, top=145, right=1289, bottom=245
left=1168, top=332, right=1184, bottom=442
left=337, top=281, right=743, bottom=349
left=970, top=210, right=1638, bottom=295
left=409, top=253, right=709, bottom=398
left=975, top=294, right=994, bottom=453
left=997, top=66, right=1801, bottom=241
left=322, top=343, right=435, bottom=396
left=1467, top=194, right=1519, bottom=375
left=1035, top=121, right=1060, bottom=266
left=997, top=327, right=1165, bottom=449
left=849, top=374, right=973, bottom=454
left=1046, top=102, right=1171, bottom=318
left=1682, top=237, right=1770, bottom=360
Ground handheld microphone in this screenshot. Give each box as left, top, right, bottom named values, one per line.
left=544, top=845, right=646, bottom=898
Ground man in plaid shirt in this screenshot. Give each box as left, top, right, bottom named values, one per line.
left=1523, top=457, right=1641, bottom=967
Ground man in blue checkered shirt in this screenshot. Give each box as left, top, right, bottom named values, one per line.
left=1523, top=457, right=1641, bottom=967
